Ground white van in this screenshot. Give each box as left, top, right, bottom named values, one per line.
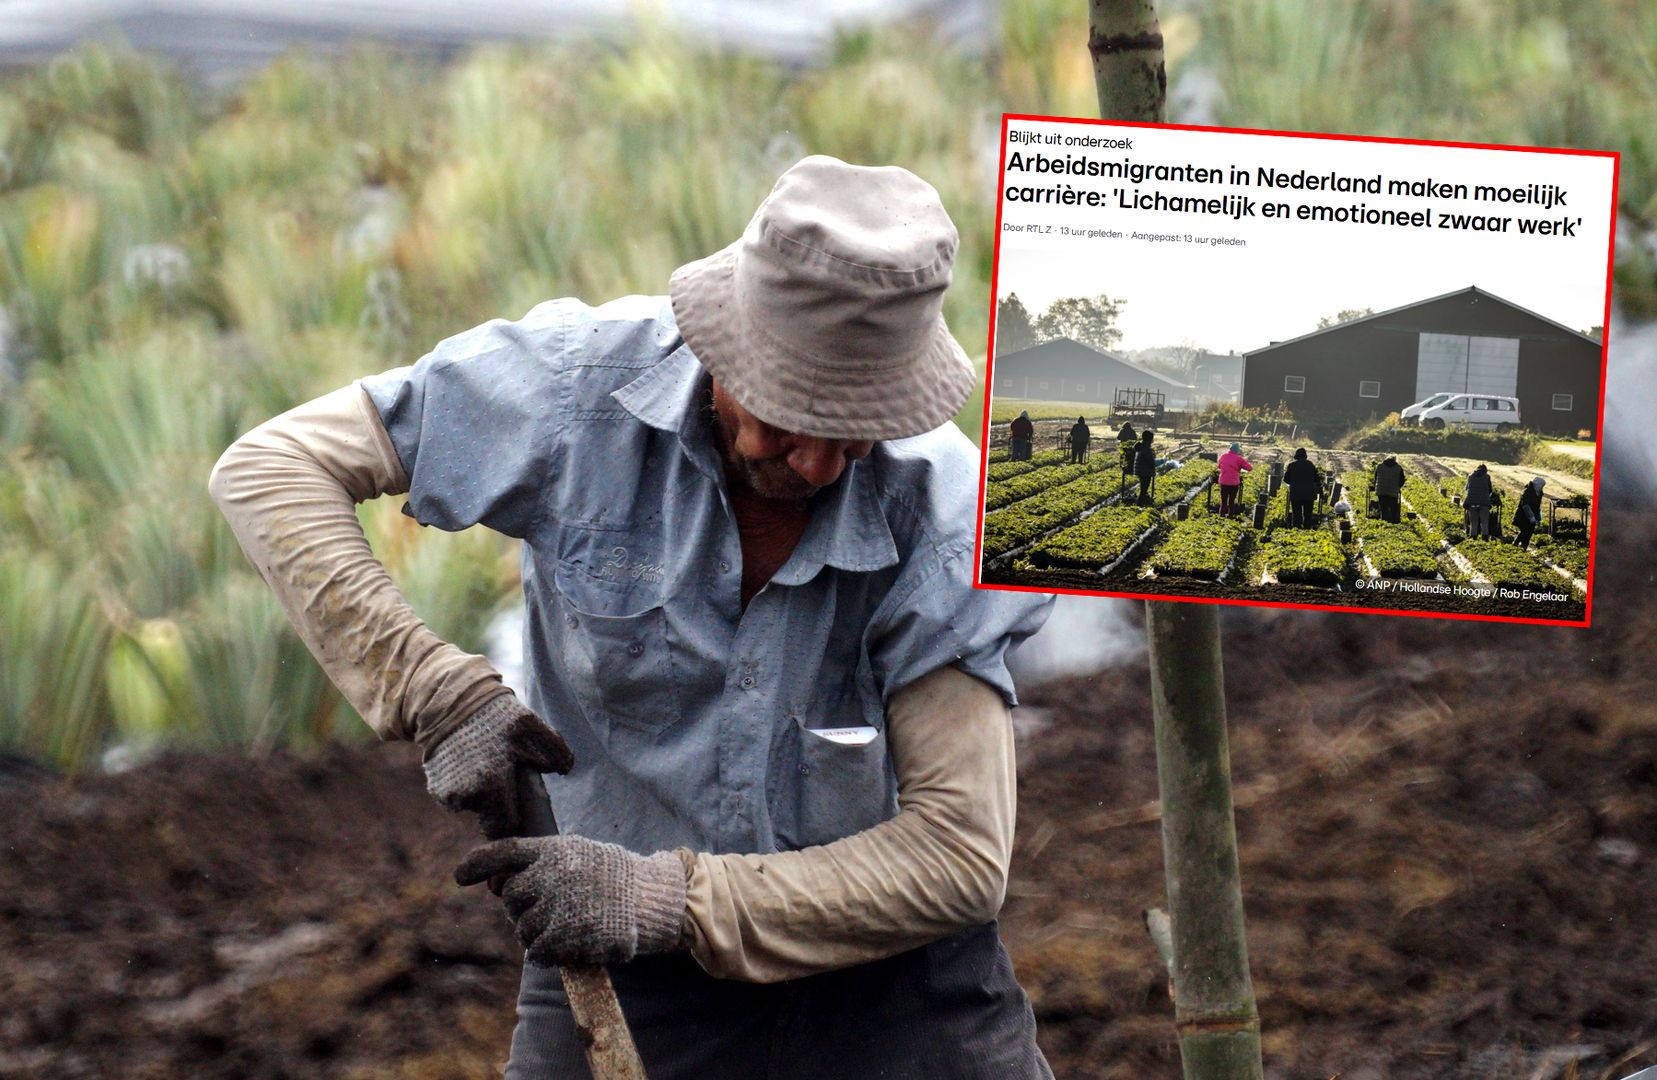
left=1400, top=392, right=1456, bottom=424
left=1415, top=394, right=1522, bottom=431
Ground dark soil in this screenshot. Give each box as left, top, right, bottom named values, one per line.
left=3, top=508, right=1655, bottom=1079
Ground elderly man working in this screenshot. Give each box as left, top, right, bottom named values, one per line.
left=211, top=156, right=1053, bottom=1078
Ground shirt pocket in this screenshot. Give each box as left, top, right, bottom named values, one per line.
left=778, top=706, right=898, bottom=851
left=551, top=564, right=680, bottom=738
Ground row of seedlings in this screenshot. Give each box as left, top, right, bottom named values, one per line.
left=1017, top=506, right=1166, bottom=575
left=984, top=460, right=1100, bottom=511
left=1453, top=539, right=1571, bottom=591
left=1337, top=470, right=1442, bottom=582
left=1401, top=474, right=1570, bottom=596
left=1437, top=473, right=1590, bottom=590
left=981, top=468, right=1143, bottom=562
left=1129, top=458, right=1247, bottom=582
left=986, top=449, right=1071, bottom=484
left=1144, top=513, right=1249, bottom=581
left=1256, top=527, right=1347, bottom=588
left=1011, top=457, right=1218, bottom=576
left=1252, top=460, right=1346, bottom=588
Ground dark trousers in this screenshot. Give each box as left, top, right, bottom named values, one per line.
left=1378, top=495, right=1401, bottom=523
left=1290, top=496, right=1315, bottom=528
left=1068, top=444, right=1086, bottom=464
left=1009, top=437, right=1031, bottom=462
left=1219, top=483, right=1239, bottom=516
left=1137, top=474, right=1153, bottom=505
left=1514, top=520, right=1537, bottom=549
left=506, top=922, right=1052, bottom=1080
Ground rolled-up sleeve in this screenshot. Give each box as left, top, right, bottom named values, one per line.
left=207, top=384, right=512, bottom=749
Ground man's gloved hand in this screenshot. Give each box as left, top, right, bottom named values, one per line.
left=423, top=695, right=574, bottom=839
left=454, top=835, right=688, bottom=967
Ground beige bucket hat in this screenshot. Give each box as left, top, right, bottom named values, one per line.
left=669, top=155, right=977, bottom=441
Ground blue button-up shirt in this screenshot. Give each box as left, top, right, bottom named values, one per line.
left=361, top=295, right=1052, bottom=856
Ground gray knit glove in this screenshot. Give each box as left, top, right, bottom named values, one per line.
left=422, top=695, right=575, bottom=840
left=453, top=836, right=688, bottom=967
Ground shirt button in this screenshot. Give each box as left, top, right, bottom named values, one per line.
left=565, top=614, right=578, bottom=629
left=718, top=559, right=731, bottom=573
left=740, top=675, right=756, bottom=690
left=797, top=763, right=811, bottom=777
left=626, top=641, right=645, bottom=657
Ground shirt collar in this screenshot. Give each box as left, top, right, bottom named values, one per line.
left=612, top=342, right=723, bottom=482
left=772, top=456, right=900, bottom=582
left=612, top=343, right=899, bottom=579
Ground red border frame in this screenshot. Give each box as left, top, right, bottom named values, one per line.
left=973, top=113, right=1620, bottom=629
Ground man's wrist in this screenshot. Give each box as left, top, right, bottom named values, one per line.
left=419, top=690, right=520, bottom=761
left=634, top=849, right=693, bottom=956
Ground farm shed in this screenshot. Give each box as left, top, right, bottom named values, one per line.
left=1239, top=286, right=1602, bottom=436
left=994, top=338, right=1196, bottom=409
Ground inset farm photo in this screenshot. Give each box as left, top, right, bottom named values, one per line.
left=977, top=118, right=1617, bottom=625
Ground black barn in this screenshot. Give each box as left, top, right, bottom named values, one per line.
left=1240, top=287, right=1602, bottom=436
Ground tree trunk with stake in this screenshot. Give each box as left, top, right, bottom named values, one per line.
left=1087, top=4, right=1264, bottom=1075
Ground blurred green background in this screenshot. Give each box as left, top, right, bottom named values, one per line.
left=1, top=0, right=1651, bottom=769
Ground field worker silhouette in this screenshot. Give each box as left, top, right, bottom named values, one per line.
left=1373, top=456, right=1406, bottom=523
left=1464, top=464, right=1494, bottom=540
left=1514, top=476, right=1546, bottom=549
left=1068, top=416, right=1090, bottom=464
left=1284, top=448, right=1321, bottom=529
left=1009, top=409, right=1034, bottom=462
left=210, top=156, right=1057, bottom=1079
left=1117, top=421, right=1137, bottom=477
left=1134, top=428, right=1158, bottom=505
left=1217, top=442, right=1251, bottom=517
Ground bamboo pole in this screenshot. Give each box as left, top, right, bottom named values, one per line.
left=1146, top=605, right=1262, bottom=1077
left=1086, top=5, right=1264, bottom=1076
left=1087, top=0, right=1167, bottom=125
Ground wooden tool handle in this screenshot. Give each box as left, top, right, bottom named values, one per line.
left=514, top=766, right=649, bottom=1080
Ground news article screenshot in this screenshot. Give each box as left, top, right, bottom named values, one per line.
left=976, top=116, right=1617, bottom=625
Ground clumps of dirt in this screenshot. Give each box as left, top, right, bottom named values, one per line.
left=0, top=743, right=522, bottom=1079
left=1006, top=506, right=1657, bottom=1078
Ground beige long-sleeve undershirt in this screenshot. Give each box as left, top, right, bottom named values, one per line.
left=208, top=384, right=1017, bottom=982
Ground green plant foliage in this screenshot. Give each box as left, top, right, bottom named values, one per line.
left=1531, top=535, right=1590, bottom=579
left=1455, top=538, right=1569, bottom=590
left=0, top=545, right=113, bottom=767
left=1338, top=470, right=1371, bottom=509
left=1341, top=422, right=1536, bottom=462
left=984, top=462, right=1097, bottom=511
left=986, top=449, right=1070, bottom=483
left=1522, top=445, right=1596, bottom=479
left=1148, top=515, right=1248, bottom=580
left=1153, top=458, right=1220, bottom=503
left=1027, top=506, right=1163, bottom=570
left=1352, top=519, right=1441, bottom=578
left=981, top=470, right=1132, bottom=561
left=1402, top=478, right=1466, bottom=544
left=988, top=401, right=1113, bottom=423
left=1261, top=529, right=1346, bottom=585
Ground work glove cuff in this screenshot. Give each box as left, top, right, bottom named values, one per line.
left=632, top=849, right=691, bottom=957
left=423, top=694, right=573, bottom=838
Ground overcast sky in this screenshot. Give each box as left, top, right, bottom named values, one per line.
left=994, top=120, right=1617, bottom=355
